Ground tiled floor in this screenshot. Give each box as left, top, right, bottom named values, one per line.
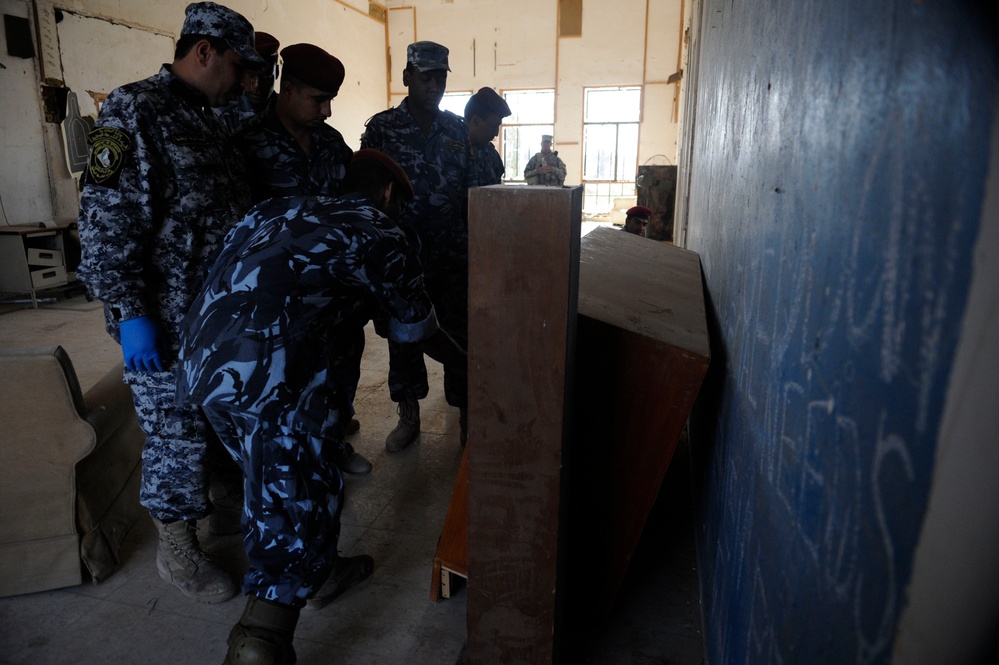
left=0, top=291, right=703, bottom=665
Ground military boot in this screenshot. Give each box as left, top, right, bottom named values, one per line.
left=304, top=554, right=375, bottom=610
left=154, top=518, right=237, bottom=603
left=385, top=398, right=420, bottom=452
left=209, top=477, right=245, bottom=536
left=224, top=595, right=299, bottom=665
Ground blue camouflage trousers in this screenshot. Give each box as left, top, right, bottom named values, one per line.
left=202, top=404, right=343, bottom=608
left=127, top=369, right=237, bottom=521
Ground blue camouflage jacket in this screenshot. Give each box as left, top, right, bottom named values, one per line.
left=470, top=141, right=505, bottom=186
left=360, top=100, right=473, bottom=268
left=235, top=108, right=353, bottom=203
left=77, top=66, right=252, bottom=352
left=176, top=194, right=439, bottom=437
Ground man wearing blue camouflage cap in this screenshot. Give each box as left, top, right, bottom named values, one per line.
left=361, top=40, right=474, bottom=453
left=77, top=1, right=264, bottom=605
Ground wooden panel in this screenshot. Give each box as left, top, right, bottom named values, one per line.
left=466, top=185, right=582, bottom=665
left=431, top=446, right=468, bottom=602
left=564, top=226, right=710, bottom=635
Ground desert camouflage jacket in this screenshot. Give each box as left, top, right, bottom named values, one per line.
left=77, top=66, right=251, bottom=350
left=177, top=194, right=438, bottom=437
left=524, top=151, right=567, bottom=186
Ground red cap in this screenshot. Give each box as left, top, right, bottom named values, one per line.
left=351, top=149, right=414, bottom=202
left=280, top=43, right=345, bottom=95
left=626, top=205, right=653, bottom=220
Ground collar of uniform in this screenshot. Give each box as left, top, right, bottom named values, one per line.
left=163, top=65, right=212, bottom=109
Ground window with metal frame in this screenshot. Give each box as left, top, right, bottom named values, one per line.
left=499, top=89, right=556, bottom=183
left=582, top=86, right=641, bottom=215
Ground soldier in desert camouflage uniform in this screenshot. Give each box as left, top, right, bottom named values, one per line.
left=360, top=41, right=474, bottom=452
left=524, top=134, right=568, bottom=186
left=235, top=43, right=353, bottom=203
left=76, top=1, right=264, bottom=605
left=465, top=86, right=512, bottom=186
left=177, top=150, right=458, bottom=663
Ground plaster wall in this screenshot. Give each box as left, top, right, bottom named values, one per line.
left=0, top=0, right=55, bottom=225
left=1, top=0, right=387, bottom=228
left=384, top=0, right=686, bottom=183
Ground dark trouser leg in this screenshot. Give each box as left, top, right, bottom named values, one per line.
left=203, top=405, right=343, bottom=607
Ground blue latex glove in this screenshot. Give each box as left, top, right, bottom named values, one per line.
left=119, top=315, right=165, bottom=373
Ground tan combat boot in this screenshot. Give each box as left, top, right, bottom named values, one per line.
left=154, top=518, right=237, bottom=603
left=385, top=398, right=420, bottom=452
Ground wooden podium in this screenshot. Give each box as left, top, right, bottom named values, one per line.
left=430, top=187, right=709, bottom=664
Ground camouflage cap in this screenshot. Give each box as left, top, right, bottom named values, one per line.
left=407, top=41, right=450, bottom=73
left=181, top=2, right=265, bottom=66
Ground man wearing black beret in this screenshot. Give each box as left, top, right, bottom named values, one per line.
left=235, top=42, right=354, bottom=204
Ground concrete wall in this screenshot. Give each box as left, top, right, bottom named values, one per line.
left=0, top=0, right=387, bottom=227
left=680, top=0, right=998, bottom=662
left=3, top=0, right=684, bottom=227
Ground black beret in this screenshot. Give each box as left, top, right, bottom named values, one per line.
left=280, top=43, right=345, bottom=95
left=254, top=31, right=279, bottom=60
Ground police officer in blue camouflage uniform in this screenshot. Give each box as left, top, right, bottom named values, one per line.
left=216, top=30, right=280, bottom=133
left=361, top=41, right=474, bottom=451
left=464, top=86, right=512, bottom=186
left=235, top=43, right=353, bottom=203
left=76, top=1, right=264, bottom=605
left=176, top=150, right=459, bottom=664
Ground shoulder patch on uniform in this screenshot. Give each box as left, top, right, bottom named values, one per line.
left=444, top=138, right=466, bottom=153
left=87, top=127, right=132, bottom=188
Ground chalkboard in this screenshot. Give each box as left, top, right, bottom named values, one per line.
left=683, top=1, right=996, bottom=663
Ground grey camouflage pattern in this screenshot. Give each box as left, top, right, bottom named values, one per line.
left=180, top=2, right=263, bottom=65
left=77, top=65, right=251, bottom=521
left=361, top=101, right=472, bottom=407
left=407, top=41, right=450, bottom=72
left=235, top=109, right=353, bottom=202
left=470, top=141, right=505, bottom=186
left=78, top=66, right=252, bottom=347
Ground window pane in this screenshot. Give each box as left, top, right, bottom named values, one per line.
left=584, top=87, right=641, bottom=122
left=503, top=124, right=554, bottom=182
left=616, top=123, right=639, bottom=182
left=504, top=90, right=555, bottom=124
left=440, top=91, right=471, bottom=117
left=583, top=124, right=618, bottom=180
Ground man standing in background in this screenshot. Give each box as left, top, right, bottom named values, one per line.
left=76, top=1, right=264, bottom=604
left=216, top=30, right=279, bottom=132
left=524, top=134, right=567, bottom=186
left=236, top=42, right=354, bottom=204
left=361, top=41, right=474, bottom=451
left=464, top=86, right=512, bottom=186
